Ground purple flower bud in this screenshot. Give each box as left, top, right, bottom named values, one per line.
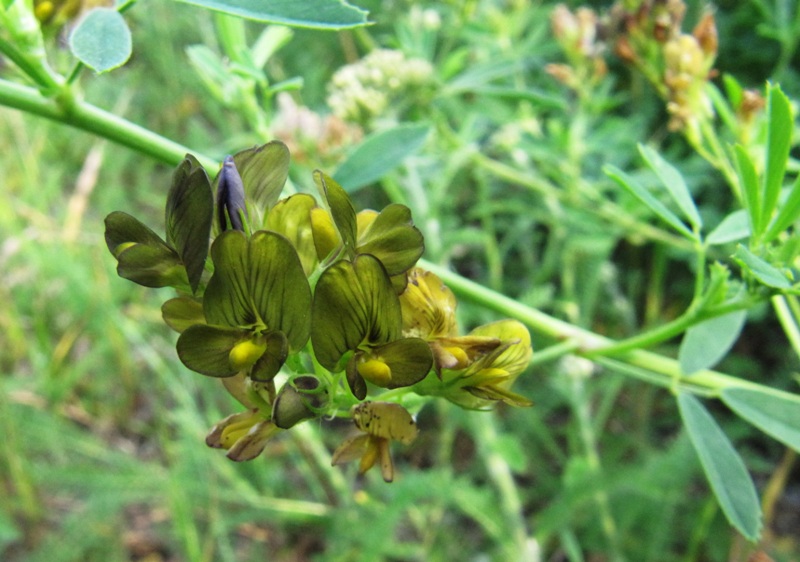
left=216, top=156, right=247, bottom=231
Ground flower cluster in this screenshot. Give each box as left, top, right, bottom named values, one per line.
left=326, top=49, right=433, bottom=125
left=605, top=0, right=718, bottom=135
left=105, top=141, right=532, bottom=480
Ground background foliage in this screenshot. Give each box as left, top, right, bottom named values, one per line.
left=2, top=0, right=800, bottom=561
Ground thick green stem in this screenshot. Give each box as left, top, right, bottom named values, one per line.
left=419, top=259, right=791, bottom=399
left=0, top=78, right=218, bottom=172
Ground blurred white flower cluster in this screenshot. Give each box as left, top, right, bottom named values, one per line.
left=327, top=49, right=433, bottom=124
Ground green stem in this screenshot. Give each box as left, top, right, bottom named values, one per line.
left=0, top=78, right=218, bottom=172
left=418, top=259, right=786, bottom=398
left=772, top=295, right=800, bottom=361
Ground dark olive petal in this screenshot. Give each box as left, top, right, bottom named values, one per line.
left=115, top=243, right=187, bottom=289
left=229, top=141, right=289, bottom=216
left=314, top=171, right=357, bottom=258
left=216, top=155, right=248, bottom=232
left=247, top=231, right=312, bottom=350
left=204, top=230, right=255, bottom=327
left=311, top=261, right=369, bottom=371
left=166, top=154, right=213, bottom=293
left=272, top=375, right=326, bottom=429
left=368, top=337, right=433, bottom=388
left=104, top=211, right=168, bottom=256
left=346, top=356, right=368, bottom=400
left=249, top=331, right=289, bottom=382
left=354, top=254, right=402, bottom=345
left=267, top=194, right=319, bottom=276
left=162, top=296, right=205, bottom=333
left=176, top=324, right=247, bottom=377
left=357, top=204, right=424, bottom=276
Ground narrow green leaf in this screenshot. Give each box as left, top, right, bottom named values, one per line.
left=604, top=164, right=695, bottom=240
left=168, top=0, right=369, bottom=29
left=166, top=155, right=213, bottom=293
left=333, top=124, right=430, bottom=192
left=68, top=8, right=132, bottom=73
left=679, top=310, right=747, bottom=375
left=721, top=387, right=800, bottom=452
left=734, top=244, right=791, bottom=289
left=761, top=84, right=793, bottom=229
left=677, top=393, right=762, bottom=541
left=764, top=174, right=800, bottom=242
left=734, top=145, right=762, bottom=236
left=638, top=144, right=702, bottom=229
left=706, top=210, right=750, bottom=245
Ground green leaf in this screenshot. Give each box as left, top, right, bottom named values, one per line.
left=734, top=145, right=762, bottom=237
left=734, top=244, right=791, bottom=289
left=247, top=230, right=312, bottom=350
left=161, top=296, right=205, bottom=333
left=68, top=8, right=132, bottom=73
left=314, top=171, right=357, bottom=258
left=168, top=0, right=369, bottom=29
left=369, top=337, right=433, bottom=388
left=333, top=124, right=430, bottom=192
left=204, top=230, right=254, bottom=327
left=764, top=174, right=800, bottom=242
left=706, top=210, right=751, bottom=245
left=761, top=84, right=793, bottom=230
left=677, top=393, right=762, bottom=541
left=176, top=324, right=247, bottom=377
left=604, top=165, right=696, bottom=240
left=679, top=310, right=747, bottom=375
left=721, top=387, right=800, bottom=452
left=638, top=144, right=702, bottom=229
left=166, top=154, right=213, bottom=293
left=357, top=204, right=424, bottom=276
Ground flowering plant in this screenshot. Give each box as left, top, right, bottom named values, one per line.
left=104, top=140, right=532, bottom=481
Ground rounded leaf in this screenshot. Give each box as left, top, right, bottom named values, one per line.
left=69, top=8, right=132, bottom=73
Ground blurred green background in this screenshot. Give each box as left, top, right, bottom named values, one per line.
left=2, top=0, right=799, bottom=560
